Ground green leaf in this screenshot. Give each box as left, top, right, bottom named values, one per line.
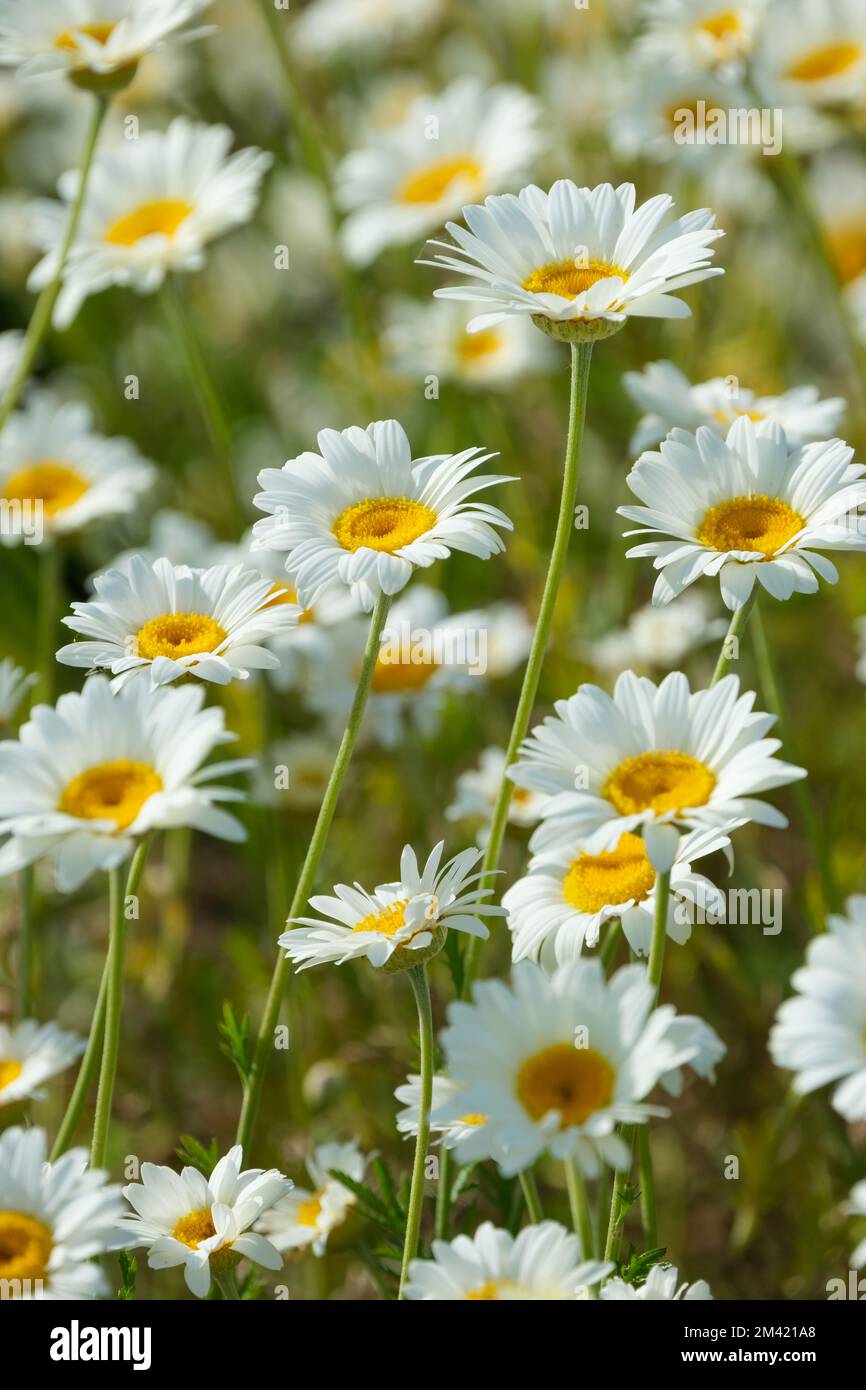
left=176, top=1134, right=220, bottom=1177
left=117, top=1250, right=137, bottom=1301
left=218, top=1001, right=252, bottom=1084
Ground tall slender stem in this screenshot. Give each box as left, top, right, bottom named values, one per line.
left=89, top=839, right=151, bottom=1169
left=462, top=341, right=594, bottom=997
left=51, top=952, right=109, bottom=1161
left=750, top=600, right=837, bottom=923
left=711, top=589, right=757, bottom=686
left=162, top=276, right=242, bottom=520
left=236, top=593, right=392, bottom=1153
left=0, top=95, right=108, bottom=432
left=398, top=964, right=434, bottom=1300
left=636, top=1124, right=658, bottom=1248
left=519, top=1169, right=544, bottom=1224
left=251, top=0, right=331, bottom=181
left=565, top=1157, right=595, bottom=1258
left=35, top=540, right=62, bottom=705
left=16, top=866, right=35, bottom=1019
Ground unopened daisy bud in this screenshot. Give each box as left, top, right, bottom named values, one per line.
left=643, top=821, right=681, bottom=873
left=279, top=842, right=504, bottom=974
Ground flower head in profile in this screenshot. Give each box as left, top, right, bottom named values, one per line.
left=0, top=657, right=35, bottom=728
left=383, top=296, right=553, bottom=391
left=0, top=676, right=248, bottom=892
left=0, top=0, right=213, bottom=85
left=441, top=958, right=722, bottom=1176
left=57, top=555, right=300, bottom=690
left=0, top=1126, right=124, bottom=1298
left=406, top=1220, right=612, bottom=1300
left=28, top=118, right=271, bottom=328
left=619, top=418, right=866, bottom=610
left=600, top=1262, right=712, bottom=1300
left=0, top=1019, right=84, bottom=1108
left=255, top=1141, right=366, bottom=1257
left=425, top=180, right=723, bottom=342
left=636, top=0, right=766, bottom=76
left=623, top=360, right=845, bottom=453
left=280, top=841, right=503, bottom=973
left=447, top=746, right=549, bottom=846
left=770, top=895, right=866, bottom=1122
left=252, top=419, right=512, bottom=613
left=503, top=824, right=734, bottom=967
left=395, top=1071, right=490, bottom=1160
left=510, top=670, right=805, bottom=857
left=0, top=393, right=154, bottom=544
left=336, top=77, right=543, bottom=266
left=117, top=1145, right=292, bottom=1298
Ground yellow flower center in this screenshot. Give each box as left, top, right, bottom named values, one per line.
left=466, top=1279, right=521, bottom=1300
left=457, top=328, right=502, bottom=364
left=523, top=259, right=626, bottom=301
left=372, top=655, right=439, bottom=693
left=332, top=497, right=437, bottom=554
left=136, top=612, right=228, bottom=661
left=517, top=1043, right=615, bottom=1127
left=173, top=1208, right=217, bottom=1250
left=826, top=224, right=866, bottom=285
left=105, top=199, right=194, bottom=247
left=352, top=899, right=409, bottom=937
left=59, top=759, right=163, bottom=831
left=666, top=98, right=711, bottom=133
left=697, top=494, right=805, bottom=556
left=55, top=21, right=117, bottom=52
left=0, top=1059, right=23, bottom=1091
left=786, top=42, right=862, bottom=83
left=2, top=461, right=89, bottom=516
left=698, top=9, right=741, bottom=41
left=711, top=407, right=766, bottom=425
left=399, top=155, right=483, bottom=205
left=562, top=832, right=656, bottom=914
left=297, top=1195, right=323, bottom=1228
left=0, top=1212, right=53, bottom=1283
left=457, top=1113, right=488, bottom=1126
left=264, top=583, right=313, bottom=622
left=604, top=750, right=716, bottom=818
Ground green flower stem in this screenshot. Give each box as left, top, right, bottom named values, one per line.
left=461, top=341, right=594, bottom=998
left=0, top=94, right=109, bottom=433
left=236, top=593, right=392, bottom=1155
left=711, top=589, right=758, bottom=686
left=162, top=276, right=242, bottom=520
left=603, top=869, right=670, bottom=1264
left=251, top=0, right=331, bottom=182
left=519, top=1169, right=544, bottom=1224
left=36, top=540, right=62, bottom=705
left=750, top=600, right=838, bottom=923
left=398, top=964, right=434, bottom=1299
left=89, top=838, right=151, bottom=1169
left=16, top=866, right=35, bottom=1019
left=435, top=1146, right=453, bottom=1240
left=51, top=952, right=109, bottom=1161
left=635, top=1123, right=658, bottom=1249
left=565, top=1157, right=595, bottom=1259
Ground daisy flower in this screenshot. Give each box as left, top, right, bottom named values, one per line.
left=117, top=1145, right=291, bottom=1298
left=600, top=1263, right=712, bottom=1300
left=405, top=1221, right=612, bottom=1301
left=57, top=555, right=301, bottom=690
left=28, top=117, right=272, bottom=328
left=382, top=295, right=553, bottom=391
left=252, top=418, right=512, bottom=613
left=0, top=675, right=248, bottom=892
left=294, top=0, right=442, bottom=62
left=0, top=0, right=213, bottom=84
left=336, top=77, right=543, bottom=267
left=619, top=418, right=866, bottom=610
left=848, top=1181, right=866, bottom=1268
left=425, top=180, right=724, bottom=342
left=255, top=1141, right=365, bottom=1257
left=0, top=1125, right=124, bottom=1299
left=395, top=1072, right=490, bottom=1159
left=770, top=895, right=866, bottom=1121
left=446, top=746, right=550, bottom=846
left=756, top=0, right=866, bottom=110
left=503, top=824, right=734, bottom=967
left=0, top=657, right=35, bottom=727
left=609, top=64, right=755, bottom=169
left=0, top=393, right=154, bottom=544
left=511, top=670, right=805, bottom=857
left=279, top=841, right=504, bottom=974
left=440, top=958, right=720, bottom=1177
left=0, top=327, right=21, bottom=394
left=623, top=359, right=846, bottom=453
left=636, top=0, right=766, bottom=75
left=0, top=1019, right=84, bottom=1108
left=583, top=593, right=727, bottom=677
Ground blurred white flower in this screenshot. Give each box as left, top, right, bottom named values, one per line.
left=446, top=746, right=549, bottom=845
left=256, top=1141, right=365, bottom=1256
left=0, top=656, right=34, bottom=727
left=636, top=0, right=767, bottom=76
left=0, top=0, right=213, bottom=82
left=755, top=0, right=866, bottom=110
left=848, top=1181, right=866, bottom=1268
left=600, top=1263, right=712, bottom=1299
left=294, top=0, right=442, bottom=62
left=583, top=593, right=727, bottom=676
left=406, top=1220, right=612, bottom=1300
left=383, top=295, right=553, bottom=390
left=0, top=1019, right=84, bottom=1107
left=254, top=735, right=335, bottom=813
